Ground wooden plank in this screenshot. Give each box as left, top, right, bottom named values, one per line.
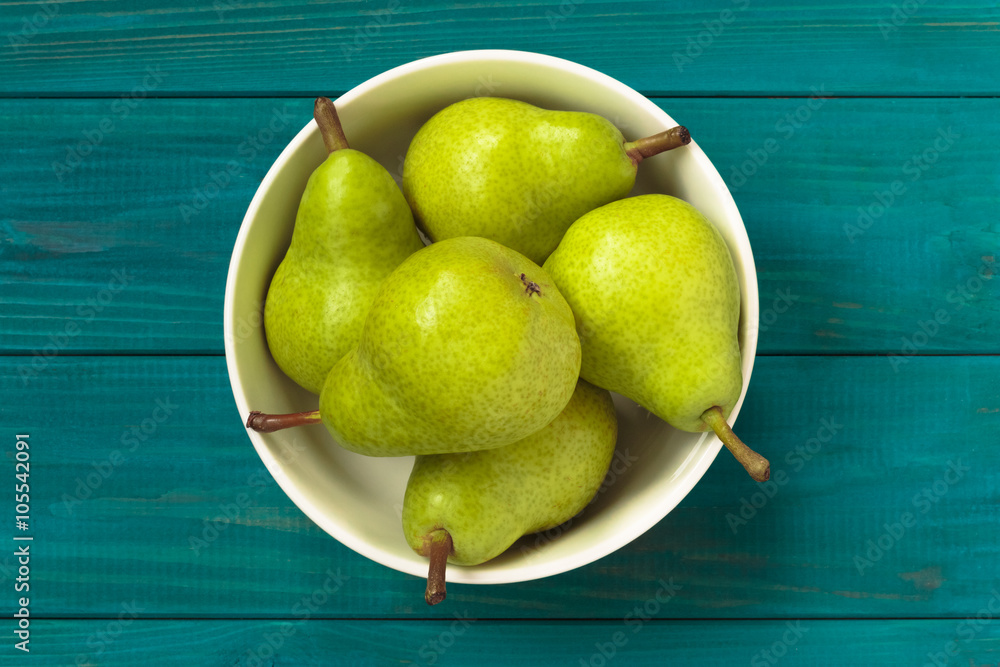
left=8, top=618, right=1000, bottom=666
left=1, top=355, right=998, bottom=618
left=0, top=98, right=308, bottom=355
left=667, top=96, right=1000, bottom=356
left=2, top=1, right=1000, bottom=96
left=2, top=97, right=998, bottom=356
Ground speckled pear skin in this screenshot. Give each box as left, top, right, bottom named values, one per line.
left=543, top=194, right=743, bottom=433
left=402, top=97, right=637, bottom=265
left=402, top=379, right=617, bottom=566
left=264, top=149, right=424, bottom=394
left=319, top=236, right=582, bottom=457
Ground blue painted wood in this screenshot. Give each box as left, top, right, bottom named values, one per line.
left=1, top=355, right=997, bottom=618
left=668, top=96, right=1000, bottom=355
left=8, top=618, right=1000, bottom=666
left=2, top=0, right=998, bottom=657
left=2, top=98, right=997, bottom=356
left=1, top=1, right=1000, bottom=96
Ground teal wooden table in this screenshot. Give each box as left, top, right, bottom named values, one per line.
left=2, top=2, right=999, bottom=665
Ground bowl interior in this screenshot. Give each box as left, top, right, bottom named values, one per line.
left=224, top=50, right=758, bottom=584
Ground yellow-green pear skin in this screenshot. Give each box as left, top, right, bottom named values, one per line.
left=402, top=97, right=637, bottom=265
left=544, top=194, right=743, bottom=433
left=320, top=236, right=582, bottom=457
left=403, top=379, right=617, bottom=566
left=264, top=149, right=424, bottom=394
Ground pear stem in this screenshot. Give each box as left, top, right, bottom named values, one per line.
left=314, top=97, right=350, bottom=153
left=424, top=529, right=453, bottom=606
left=701, top=406, right=770, bottom=482
left=623, top=126, right=691, bottom=164
left=246, top=410, right=321, bottom=433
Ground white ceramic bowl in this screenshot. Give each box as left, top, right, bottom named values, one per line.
left=224, top=50, right=758, bottom=584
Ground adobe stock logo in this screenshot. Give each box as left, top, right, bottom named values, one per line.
left=672, top=0, right=751, bottom=73
left=728, top=87, right=828, bottom=191
left=853, top=459, right=969, bottom=575
left=844, top=127, right=960, bottom=243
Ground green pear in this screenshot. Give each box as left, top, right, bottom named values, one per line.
left=403, top=379, right=618, bottom=604
left=264, top=97, right=424, bottom=394
left=543, top=194, right=769, bottom=481
left=248, top=236, right=582, bottom=457
left=402, top=97, right=690, bottom=265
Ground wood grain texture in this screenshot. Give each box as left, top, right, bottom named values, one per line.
left=6, top=618, right=1000, bottom=666
left=671, top=96, right=1000, bottom=355
left=2, top=98, right=998, bottom=356
left=1, top=355, right=997, bottom=619
left=2, top=1, right=1000, bottom=96
left=2, top=0, right=997, bottom=659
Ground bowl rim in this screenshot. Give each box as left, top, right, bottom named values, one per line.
left=224, top=49, right=759, bottom=584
